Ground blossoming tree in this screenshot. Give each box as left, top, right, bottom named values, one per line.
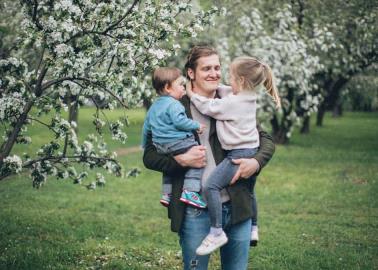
left=309, top=1, right=378, bottom=125
left=215, top=4, right=323, bottom=143
left=0, top=0, right=220, bottom=187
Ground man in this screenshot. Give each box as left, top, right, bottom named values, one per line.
left=143, top=45, right=275, bottom=270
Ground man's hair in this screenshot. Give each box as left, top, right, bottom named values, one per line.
left=152, top=67, right=182, bottom=95
left=184, top=45, right=219, bottom=78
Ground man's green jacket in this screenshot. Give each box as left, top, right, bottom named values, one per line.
left=143, top=95, right=275, bottom=232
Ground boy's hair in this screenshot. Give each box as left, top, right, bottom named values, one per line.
left=152, top=67, right=182, bottom=95
left=184, top=45, right=219, bottom=78
left=231, top=56, right=281, bottom=108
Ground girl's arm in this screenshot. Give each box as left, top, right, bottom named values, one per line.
left=217, top=85, right=232, bottom=98
left=190, top=94, right=234, bottom=120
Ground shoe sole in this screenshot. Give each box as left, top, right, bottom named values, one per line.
left=196, top=237, right=228, bottom=256
left=250, top=240, right=258, bottom=247
left=180, top=198, right=206, bottom=208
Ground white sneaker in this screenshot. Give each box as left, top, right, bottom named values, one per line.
left=196, top=231, right=228, bottom=256
left=250, top=225, right=259, bottom=246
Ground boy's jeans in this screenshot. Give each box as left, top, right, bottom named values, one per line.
left=154, top=136, right=203, bottom=193
left=204, top=148, right=258, bottom=228
left=179, top=202, right=251, bottom=270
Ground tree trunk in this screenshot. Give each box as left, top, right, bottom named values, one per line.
left=143, top=97, right=152, bottom=110
left=332, top=103, right=343, bottom=117
left=68, top=96, right=79, bottom=132
left=270, top=114, right=290, bottom=144
left=300, top=115, right=310, bottom=134
left=326, top=77, right=349, bottom=118
left=316, top=104, right=325, bottom=126
left=0, top=101, right=34, bottom=169
left=272, top=129, right=289, bottom=144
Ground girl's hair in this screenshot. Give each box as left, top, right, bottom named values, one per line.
left=152, top=67, right=182, bottom=95
left=184, top=45, right=219, bottom=78
left=231, top=56, right=281, bottom=108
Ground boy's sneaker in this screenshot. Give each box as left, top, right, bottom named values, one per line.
left=180, top=190, right=207, bottom=208
left=196, top=231, right=228, bottom=256
left=160, top=194, right=171, bottom=207
left=250, top=225, right=259, bottom=246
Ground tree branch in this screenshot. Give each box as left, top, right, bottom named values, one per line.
left=32, top=0, right=43, bottom=31
left=41, top=77, right=129, bottom=108
left=35, top=64, right=48, bottom=97
left=23, top=155, right=119, bottom=169
left=35, top=46, right=45, bottom=77
left=27, top=117, right=60, bottom=136
left=102, top=0, right=140, bottom=34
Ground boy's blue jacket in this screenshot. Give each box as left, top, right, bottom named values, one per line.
left=142, top=95, right=200, bottom=148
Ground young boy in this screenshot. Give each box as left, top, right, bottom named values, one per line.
left=142, top=67, right=206, bottom=208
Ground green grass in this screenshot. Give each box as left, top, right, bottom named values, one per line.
left=0, top=110, right=377, bottom=269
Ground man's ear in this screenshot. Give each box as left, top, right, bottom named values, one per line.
left=187, top=68, right=195, bottom=80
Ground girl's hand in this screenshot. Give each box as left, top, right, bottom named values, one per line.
left=230, top=158, right=260, bottom=184
left=185, top=80, right=194, bottom=98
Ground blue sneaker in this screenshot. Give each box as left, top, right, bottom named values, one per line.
left=160, top=193, right=171, bottom=207
left=180, top=190, right=207, bottom=208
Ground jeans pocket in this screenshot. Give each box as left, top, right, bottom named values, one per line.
left=185, top=206, right=203, bottom=218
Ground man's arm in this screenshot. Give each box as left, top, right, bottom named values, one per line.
left=143, top=132, right=183, bottom=175
left=230, top=124, right=275, bottom=183
left=253, top=124, right=276, bottom=170
left=143, top=133, right=206, bottom=175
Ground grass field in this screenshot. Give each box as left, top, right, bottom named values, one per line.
left=0, top=109, right=377, bottom=269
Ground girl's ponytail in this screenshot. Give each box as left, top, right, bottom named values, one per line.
left=263, top=64, right=281, bottom=108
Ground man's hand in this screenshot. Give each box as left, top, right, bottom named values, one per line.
left=174, top=145, right=206, bottom=168
left=230, top=158, right=260, bottom=184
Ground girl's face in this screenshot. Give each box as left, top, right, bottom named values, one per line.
left=166, top=76, right=186, bottom=100
left=229, top=66, right=242, bottom=94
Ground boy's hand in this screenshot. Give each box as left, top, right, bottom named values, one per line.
left=197, top=123, right=206, bottom=134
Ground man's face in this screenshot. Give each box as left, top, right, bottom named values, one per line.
left=188, top=54, right=221, bottom=97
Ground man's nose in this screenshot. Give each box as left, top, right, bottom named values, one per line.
left=209, top=68, right=219, bottom=78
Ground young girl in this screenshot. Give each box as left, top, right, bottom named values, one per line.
left=186, top=56, right=281, bottom=255
left=142, top=67, right=207, bottom=209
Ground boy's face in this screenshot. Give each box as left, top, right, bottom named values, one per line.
left=166, top=76, right=186, bottom=100
left=187, top=54, right=221, bottom=97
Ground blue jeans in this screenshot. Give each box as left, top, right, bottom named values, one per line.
left=204, top=148, right=258, bottom=228
left=179, top=202, right=251, bottom=270
left=154, top=136, right=203, bottom=193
